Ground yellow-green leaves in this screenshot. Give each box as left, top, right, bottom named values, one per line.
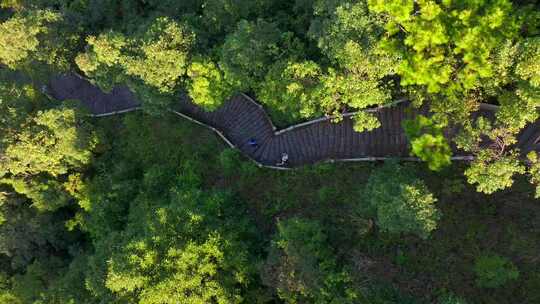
left=318, top=69, right=389, bottom=119
left=465, top=150, right=525, bottom=194
left=124, top=17, right=194, bottom=93
left=187, top=59, right=233, bottom=111
left=76, top=17, right=194, bottom=96
left=371, top=0, right=518, bottom=101
left=256, top=60, right=323, bottom=124
left=527, top=152, right=540, bottom=198
left=420, top=1, right=442, bottom=21
left=353, top=111, right=381, bottom=133
left=0, top=10, right=60, bottom=69
left=258, top=57, right=389, bottom=131
left=370, top=0, right=536, bottom=193
left=303, top=0, right=394, bottom=130
left=403, top=115, right=452, bottom=171
left=0, top=15, right=40, bottom=68
left=368, top=0, right=414, bottom=23
left=516, top=38, right=540, bottom=87
left=100, top=187, right=256, bottom=304
left=2, top=107, right=97, bottom=177
left=76, top=32, right=127, bottom=73
left=75, top=32, right=128, bottom=92
left=496, top=91, right=539, bottom=134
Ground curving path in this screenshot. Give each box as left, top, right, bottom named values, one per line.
left=48, top=74, right=540, bottom=168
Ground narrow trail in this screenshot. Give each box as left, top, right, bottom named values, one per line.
left=48, top=74, right=540, bottom=168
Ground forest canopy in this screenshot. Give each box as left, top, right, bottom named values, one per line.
left=0, top=0, right=539, bottom=303
left=1, top=0, right=537, bottom=192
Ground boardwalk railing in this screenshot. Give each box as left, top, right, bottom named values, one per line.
left=274, top=98, right=409, bottom=136
left=169, top=109, right=291, bottom=170
left=48, top=74, right=524, bottom=169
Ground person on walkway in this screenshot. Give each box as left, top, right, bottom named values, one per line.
left=248, top=138, right=258, bottom=148
left=277, top=152, right=289, bottom=166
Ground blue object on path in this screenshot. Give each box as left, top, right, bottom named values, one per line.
left=248, top=138, right=258, bottom=147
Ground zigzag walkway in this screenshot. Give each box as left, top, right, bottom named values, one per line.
left=48, top=74, right=540, bottom=169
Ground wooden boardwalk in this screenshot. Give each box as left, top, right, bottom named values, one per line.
left=48, top=74, right=540, bottom=168
left=173, top=95, right=418, bottom=167
left=48, top=74, right=140, bottom=115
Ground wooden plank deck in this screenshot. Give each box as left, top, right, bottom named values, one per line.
left=48, top=74, right=540, bottom=168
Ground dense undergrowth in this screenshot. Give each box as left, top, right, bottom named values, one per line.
left=1, top=0, right=540, bottom=303
left=5, top=112, right=537, bottom=303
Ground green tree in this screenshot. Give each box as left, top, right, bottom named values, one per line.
left=0, top=177, right=70, bottom=212
left=257, top=56, right=391, bottom=130
left=123, top=17, right=195, bottom=93
left=10, top=260, right=50, bottom=303
left=0, top=9, right=61, bottom=69
left=0, top=71, right=34, bottom=144
left=369, top=0, right=520, bottom=122
left=307, top=0, right=396, bottom=131
left=456, top=117, right=527, bottom=194
left=308, top=0, right=396, bottom=76
left=403, top=115, right=452, bottom=171
left=202, top=0, right=264, bottom=37
left=0, top=99, right=93, bottom=220
left=219, top=19, right=291, bottom=91
left=460, top=38, right=540, bottom=194
left=187, top=58, right=234, bottom=111
left=0, top=288, right=22, bottom=304
left=364, top=161, right=440, bottom=239
left=0, top=195, right=74, bottom=271
left=76, top=17, right=195, bottom=110
left=75, top=31, right=128, bottom=92
left=94, top=186, right=258, bottom=303
left=31, top=253, right=97, bottom=303
left=262, top=218, right=357, bottom=303
left=76, top=122, right=261, bottom=303
left=464, top=150, right=525, bottom=195
left=439, top=293, right=468, bottom=304
left=0, top=73, right=87, bottom=301
left=1, top=106, right=97, bottom=177
left=526, top=152, right=540, bottom=198
left=256, top=60, right=323, bottom=124
left=314, top=68, right=390, bottom=132
left=515, top=37, right=540, bottom=88
left=483, top=37, right=540, bottom=135
left=496, top=38, right=540, bottom=132
left=474, top=254, right=519, bottom=288
left=369, top=1, right=539, bottom=193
